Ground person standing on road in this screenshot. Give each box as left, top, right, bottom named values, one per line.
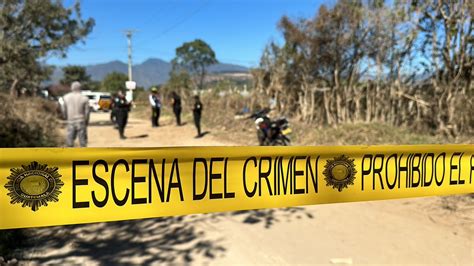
left=149, top=87, right=161, bottom=127
left=171, top=91, right=182, bottom=126
left=62, top=81, right=90, bottom=147
left=110, top=93, right=119, bottom=129
left=192, top=95, right=203, bottom=138
left=115, top=90, right=131, bottom=139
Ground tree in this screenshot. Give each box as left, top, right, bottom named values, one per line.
left=167, top=69, right=191, bottom=91
left=171, top=39, right=218, bottom=91
left=258, top=1, right=368, bottom=122
left=101, top=72, right=128, bottom=93
left=87, top=80, right=101, bottom=92
left=61, top=65, right=91, bottom=86
left=252, top=0, right=472, bottom=135
left=415, top=0, right=473, bottom=88
left=0, top=0, right=94, bottom=96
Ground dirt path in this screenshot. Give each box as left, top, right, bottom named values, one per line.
left=86, top=112, right=232, bottom=147
left=22, top=112, right=473, bottom=265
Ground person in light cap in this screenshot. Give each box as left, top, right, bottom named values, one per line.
left=62, top=81, right=90, bottom=147
left=149, top=87, right=161, bottom=127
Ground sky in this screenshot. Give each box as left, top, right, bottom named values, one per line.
left=47, top=0, right=335, bottom=68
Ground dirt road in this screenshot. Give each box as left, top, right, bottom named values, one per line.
left=22, top=112, right=473, bottom=265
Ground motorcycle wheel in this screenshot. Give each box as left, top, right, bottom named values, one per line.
left=257, top=130, right=267, bottom=146
left=272, top=135, right=290, bottom=146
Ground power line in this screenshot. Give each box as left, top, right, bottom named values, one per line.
left=138, top=0, right=181, bottom=28
left=135, top=0, right=210, bottom=48
left=53, top=1, right=210, bottom=65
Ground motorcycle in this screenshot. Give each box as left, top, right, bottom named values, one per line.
left=249, top=108, right=292, bottom=146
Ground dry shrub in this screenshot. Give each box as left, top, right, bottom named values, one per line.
left=0, top=94, right=60, bottom=147
left=0, top=94, right=61, bottom=261
left=201, top=93, right=471, bottom=146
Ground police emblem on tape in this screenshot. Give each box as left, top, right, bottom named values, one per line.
left=323, top=155, right=357, bottom=192
left=4, top=161, right=64, bottom=211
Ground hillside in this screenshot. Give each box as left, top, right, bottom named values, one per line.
left=49, top=58, right=249, bottom=88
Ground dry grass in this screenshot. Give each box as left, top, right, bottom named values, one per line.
left=0, top=94, right=60, bottom=148
left=200, top=94, right=474, bottom=225
left=200, top=94, right=472, bottom=146
left=0, top=93, right=62, bottom=260
left=293, top=122, right=472, bottom=145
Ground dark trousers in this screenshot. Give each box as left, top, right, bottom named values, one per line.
left=193, top=113, right=201, bottom=136
left=110, top=109, right=116, bottom=123
left=151, top=107, right=160, bottom=127
left=173, top=107, right=181, bottom=126
left=116, top=110, right=128, bottom=138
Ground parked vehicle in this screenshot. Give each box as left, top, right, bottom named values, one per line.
left=249, top=108, right=292, bottom=146
left=98, top=94, right=112, bottom=111
left=81, top=91, right=111, bottom=112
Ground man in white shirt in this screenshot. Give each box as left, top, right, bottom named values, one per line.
left=149, top=87, right=161, bottom=127
left=62, top=81, right=90, bottom=147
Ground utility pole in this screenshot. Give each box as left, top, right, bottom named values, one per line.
left=123, top=29, right=137, bottom=81
left=123, top=29, right=137, bottom=103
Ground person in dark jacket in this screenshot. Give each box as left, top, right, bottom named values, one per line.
left=193, top=95, right=203, bottom=137
left=110, top=93, right=119, bottom=129
left=170, top=91, right=182, bottom=126
left=149, top=87, right=161, bottom=127
left=114, top=90, right=131, bottom=139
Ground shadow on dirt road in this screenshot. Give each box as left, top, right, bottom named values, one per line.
left=22, top=208, right=313, bottom=265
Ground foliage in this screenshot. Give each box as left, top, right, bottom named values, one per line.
left=171, top=39, right=218, bottom=90
left=165, top=69, right=192, bottom=97
left=0, top=93, right=60, bottom=147
left=252, top=0, right=473, bottom=136
left=0, top=92, right=61, bottom=259
left=60, top=65, right=100, bottom=91
left=47, top=83, right=72, bottom=97
left=60, top=65, right=91, bottom=86
left=0, top=0, right=94, bottom=96
left=200, top=90, right=472, bottom=146
left=208, top=78, right=247, bottom=92
left=101, top=72, right=129, bottom=93
left=87, top=80, right=101, bottom=91
left=414, top=0, right=473, bottom=87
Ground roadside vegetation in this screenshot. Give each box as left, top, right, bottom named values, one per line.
left=0, top=93, right=62, bottom=260
left=155, top=0, right=473, bottom=143
left=251, top=1, right=472, bottom=138
left=0, top=0, right=472, bottom=261
left=197, top=92, right=472, bottom=146
left=0, top=0, right=92, bottom=260
left=0, top=94, right=60, bottom=148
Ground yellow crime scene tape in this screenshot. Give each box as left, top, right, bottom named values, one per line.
left=1, top=145, right=473, bottom=230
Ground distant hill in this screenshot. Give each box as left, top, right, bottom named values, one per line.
left=49, top=58, right=249, bottom=88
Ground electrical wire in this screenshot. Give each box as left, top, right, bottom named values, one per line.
left=135, top=0, right=211, bottom=48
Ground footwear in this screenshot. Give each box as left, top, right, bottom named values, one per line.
left=120, top=135, right=127, bottom=140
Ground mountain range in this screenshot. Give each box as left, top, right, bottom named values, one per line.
left=49, top=58, right=249, bottom=88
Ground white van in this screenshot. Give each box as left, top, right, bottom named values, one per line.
left=81, top=91, right=111, bottom=112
